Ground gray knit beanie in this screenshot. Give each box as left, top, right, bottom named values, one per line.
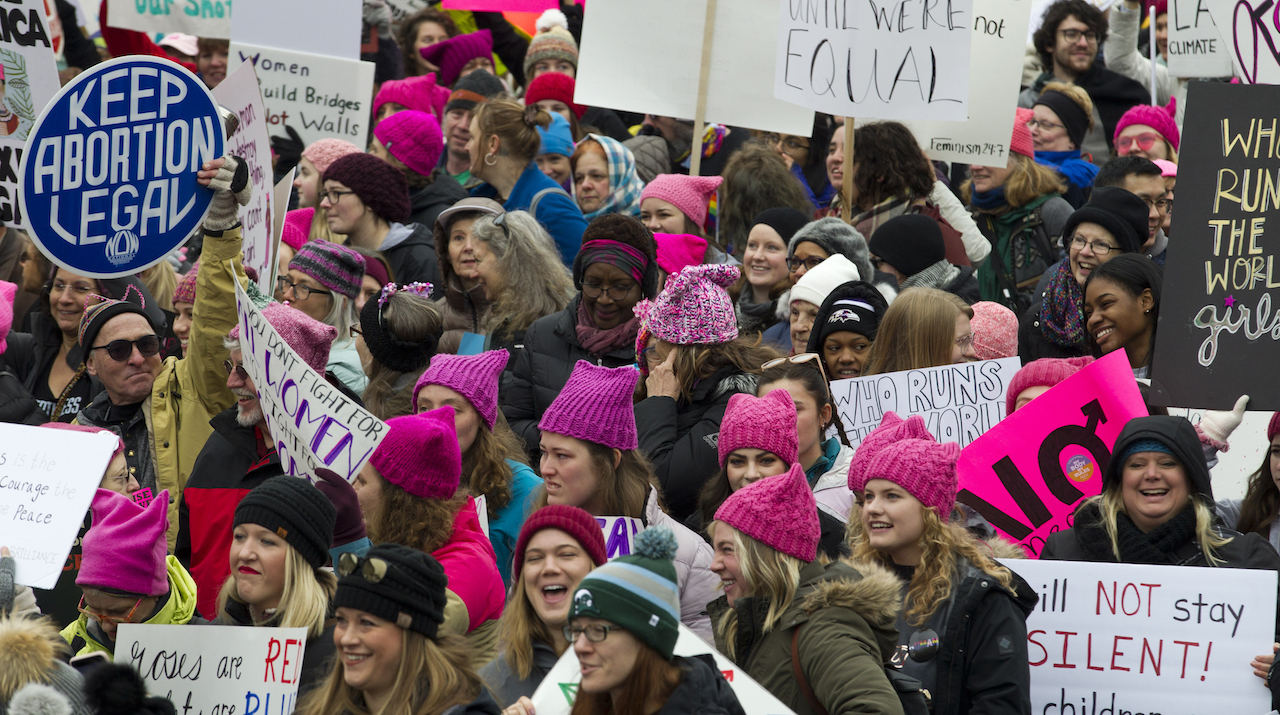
left=788, top=218, right=873, bottom=286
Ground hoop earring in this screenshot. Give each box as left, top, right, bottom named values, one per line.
left=484, top=153, right=497, bottom=166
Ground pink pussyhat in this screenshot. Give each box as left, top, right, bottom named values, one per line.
left=1005, top=356, right=1095, bottom=415
left=371, top=406, right=462, bottom=500
left=653, top=233, right=707, bottom=277
left=282, top=208, right=313, bottom=251
left=847, top=412, right=933, bottom=492
left=538, top=361, right=640, bottom=450
left=632, top=263, right=740, bottom=346
left=859, top=438, right=960, bottom=518
left=40, top=422, right=125, bottom=462
left=0, top=280, right=15, bottom=353
left=1011, top=107, right=1035, bottom=158
left=714, top=462, right=820, bottom=562
left=640, top=174, right=722, bottom=233
left=78, top=488, right=171, bottom=596
left=229, top=303, right=338, bottom=375
left=718, top=389, right=798, bottom=467
left=412, top=349, right=510, bottom=430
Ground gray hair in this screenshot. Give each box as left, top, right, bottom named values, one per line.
left=471, top=211, right=574, bottom=337
left=322, top=292, right=357, bottom=341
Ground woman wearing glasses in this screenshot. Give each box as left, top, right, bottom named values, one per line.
left=863, top=288, right=979, bottom=374
left=1083, top=253, right=1162, bottom=377
left=280, top=241, right=368, bottom=395
left=1113, top=100, right=1179, bottom=163
left=1030, top=83, right=1099, bottom=209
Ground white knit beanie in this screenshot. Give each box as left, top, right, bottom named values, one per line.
left=789, top=254, right=861, bottom=309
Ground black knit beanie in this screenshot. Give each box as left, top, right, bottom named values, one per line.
left=359, top=289, right=440, bottom=373
left=572, top=213, right=660, bottom=298
left=806, top=280, right=889, bottom=353
left=234, top=477, right=337, bottom=570
left=1060, top=187, right=1150, bottom=255
left=1034, top=90, right=1090, bottom=149
left=323, top=153, right=412, bottom=224
left=753, top=207, right=810, bottom=244
left=334, top=543, right=449, bottom=638
left=867, top=214, right=945, bottom=277
left=444, top=70, right=506, bottom=114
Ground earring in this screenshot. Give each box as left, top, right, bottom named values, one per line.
left=484, top=153, right=497, bottom=166
left=1145, top=308, right=1151, bottom=313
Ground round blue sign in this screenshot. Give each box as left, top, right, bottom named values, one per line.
left=20, top=56, right=223, bottom=278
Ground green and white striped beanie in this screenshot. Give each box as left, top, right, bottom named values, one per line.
left=569, top=526, right=681, bottom=660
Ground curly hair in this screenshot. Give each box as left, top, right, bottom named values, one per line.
left=718, top=143, right=813, bottom=254
left=850, top=122, right=936, bottom=211
left=397, top=8, right=460, bottom=78
left=471, top=211, right=574, bottom=340
left=463, top=412, right=529, bottom=520
left=1032, top=0, right=1108, bottom=73
left=369, top=474, right=468, bottom=554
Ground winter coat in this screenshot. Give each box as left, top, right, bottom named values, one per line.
left=709, top=560, right=905, bottom=715
left=635, top=368, right=758, bottom=521
left=643, top=487, right=718, bottom=641
left=439, top=687, right=503, bottom=715
left=472, top=161, right=587, bottom=265
left=0, top=368, right=45, bottom=426
left=381, top=222, right=442, bottom=288
left=654, top=655, right=746, bottom=715
left=761, top=319, right=792, bottom=354
left=624, top=135, right=672, bottom=185
left=177, top=410, right=286, bottom=620
left=1217, top=499, right=1280, bottom=556
left=3, top=312, right=96, bottom=422
left=810, top=440, right=856, bottom=559
left=479, top=639, right=559, bottom=707
left=327, top=336, right=368, bottom=396
left=74, top=228, right=246, bottom=551
left=0, top=612, right=91, bottom=715
left=436, top=497, right=506, bottom=669
left=62, top=556, right=205, bottom=657
left=1018, top=296, right=1088, bottom=364
left=488, top=459, right=543, bottom=588
left=972, top=195, right=1071, bottom=312
left=500, top=297, right=638, bottom=452
left=1017, top=64, right=1150, bottom=159
left=408, top=175, right=470, bottom=230
left=215, top=599, right=335, bottom=696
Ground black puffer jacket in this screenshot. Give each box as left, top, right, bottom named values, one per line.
left=407, top=174, right=469, bottom=230
left=0, top=367, right=48, bottom=425
left=383, top=222, right=443, bottom=289
left=655, top=655, right=746, bottom=715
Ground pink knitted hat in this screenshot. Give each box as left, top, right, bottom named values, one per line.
left=375, top=110, right=445, bottom=177
left=172, top=266, right=197, bottom=306
left=373, top=73, right=450, bottom=120
left=538, top=361, right=640, bottom=450
left=848, top=412, right=933, bottom=492
left=1005, top=356, right=1095, bottom=414
left=632, top=264, right=739, bottom=346
left=1152, top=159, right=1177, bottom=177
left=1114, top=97, right=1180, bottom=152
left=40, top=421, right=125, bottom=462
left=282, top=209, right=312, bottom=251
left=714, top=462, right=819, bottom=562
left=969, top=301, right=1018, bottom=360
left=412, top=349, right=510, bottom=430
left=860, top=438, right=960, bottom=517
left=420, top=29, right=494, bottom=87
left=302, top=138, right=362, bottom=175
left=371, top=406, right=462, bottom=500
left=718, top=389, right=798, bottom=467
left=640, top=175, right=723, bottom=233
left=1012, top=107, right=1035, bottom=158
left=525, top=72, right=586, bottom=119
left=229, top=303, right=338, bottom=375
left=78, top=488, right=171, bottom=596
left=0, top=280, right=15, bottom=353
left=653, top=233, right=707, bottom=277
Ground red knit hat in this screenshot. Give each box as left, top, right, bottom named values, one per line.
left=1012, top=107, right=1035, bottom=158
left=513, top=504, right=608, bottom=574
left=640, top=175, right=723, bottom=234
left=848, top=412, right=933, bottom=492
left=717, top=389, right=798, bottom=467
left=714, top=462, right=819, bottom=562
left=653, top=233, right=707, bottom=277
left=538, top=361, right=640, bottom=450
left=371, top=406, right=462, bottom=500
left=375, top=110, right=445, bottom=176
left=373, top=73, right=450, bottom=120
left=969, top=301, right=1019, bottom=360
left=1114, top=97, right=1180, bottom=152
left=861, top=438, right=960, bottom=517
left=1005, top=356, right=1095, bottom=415
left=419, top=29, right=493, bottom=87
left=525, top=72, right=586, bottom=119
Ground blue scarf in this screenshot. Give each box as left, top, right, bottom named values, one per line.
left=1036, top=150, right=1100, bottom=191
left=970, top=186, right=1008, bottom=211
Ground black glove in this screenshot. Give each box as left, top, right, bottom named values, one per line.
left=270, top=125, right=305, bottom=177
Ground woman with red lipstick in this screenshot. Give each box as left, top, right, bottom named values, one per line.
left=1082, top=253, right=1160, bottom=377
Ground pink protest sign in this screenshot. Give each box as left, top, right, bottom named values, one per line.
left=440, top=0, right=558, bottom=11
left=955, top=351, right=1147, bottom=557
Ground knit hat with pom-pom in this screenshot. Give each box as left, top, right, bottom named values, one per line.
left=538, top=361, right=639, bottom=450
left=848, top=412, right=934, bottom=492
left=717, top=389, right=798, bottom=467
left=571, top=526, right=680, bottom=660
left=523, top=9, right=579, bottom=80
left=632, top=263, right=739, bottom=346
left=715, top=462, right=820, bottom=562
left=860, top=438, right=960, bottom=517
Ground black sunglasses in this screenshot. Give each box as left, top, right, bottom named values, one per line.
left=90, top=335, right=161, bottom=362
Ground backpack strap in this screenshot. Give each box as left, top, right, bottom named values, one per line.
left=791, top=624, right=830, bottom=715
left=528, top=186, right=572, bottom=222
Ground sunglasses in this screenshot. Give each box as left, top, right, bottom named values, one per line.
left=762, top=352, right=830, bottom=384
left=90, top=335, right=161, bottom=362
left=338, top=552, right=390, bottom=583
left=1116, top=133, right=1162, bottom=153
left=223, top=359, right=249, bottom=381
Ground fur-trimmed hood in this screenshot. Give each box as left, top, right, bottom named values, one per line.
left=799, top=557, right=902, bottom=627
left=0, top=616, right=66, bottom=701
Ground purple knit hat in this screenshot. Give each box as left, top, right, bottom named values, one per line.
left=323, top=153, right=412, bottom=225
left=373, top=73, right=450, bottom=120
left=860, top=438, right=960, bottom=517
left=1114, top=97, right=1180, bottom=152
left=230, top=303, right=337, bottom=375
left=1005, top=356, right=1095, bottom=415
left=302, top=138, right=362, bottom=175
left=419, top=29, right=493, bottom=87
left=633, top=264, right=739, bottom=346
left=289, top=240, right=366, bottom=300
left=714, top=462, right=819, bottom=562
left=172, top=267, right=197, bottom=305
left=718, top=389, right=798, bottom=467
left=848, top=412, right=933, bottom=492
left=375, top=110, right=445, bottom=177
left=538, top=361, right=640, bottom=450
left=969, top=301, right=1018, bottom=361
left=78, top=488, right=171, bottom=596
left=640, top=175, right=722, bottom=233
left=282, top=209, right=311, bottom=251
left=371, top=406, right=462, bottom=500
left=412, top=349, right=510, bottom=429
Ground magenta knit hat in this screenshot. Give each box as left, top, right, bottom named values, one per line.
left=1005, top=356, right=1095, bottom=414
left=0, top=280, right=15, bottom=352
left=412, top=349, right=510, bottom=429
left=375, top=110, right=445, bottom=177
left=1114, top=97, right=1180, bottom=152
left=653, top=233, right=707, bottom=277
left=848, top=412, right=933, bottom=492
left=633, top=264, right=739, bottom=346
left=641, top=175, right=723, bottom=234
left=419, top=29, right=493, bottom=87
left=525, top=72, right=585, bottom=119
left=78, top=488, right=171, bottom=596
left=1269, top=413, right=1280, bottom=442
left=969, top=301, right=1018, bottom=360
left=715, top=462, right=820, bottom=562
left=302, top=138, right=362, bottom=175
left=172, top=266, right=197, bottom=306
left=538, top=361, right=640, bottom=450
left=230, top=303, right=338, bottom=375
left=718, top=389, right=798, bottom=467
left=860, top=438, right=960, bottom=517
left=1012, top=107, right=1035, bottom=159
left=40, top=421, right=125, bottom=462
left=373, top=73, right=450, bottom=120
left=371, top=406, right=462, bottom=500
left=513, top=504, right=608, bottom=574
left=282, top=209, right=310, bottom=251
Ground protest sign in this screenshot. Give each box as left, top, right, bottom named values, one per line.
left=956, top=351, right=1146, bottom=555
left=0, top=422, right=116, bottom=589
left=105, top=0, right=231, bottom=39
left=1005, top=559, right=1276, bottom=715
left=575, top=0, right=813, bottom=136
left=267, top=169, right=293, bottom=295
left=21, top=56, right=223, bottom=278
left=595, top=516, right=644, bottom=559
left=213, top=62, right=274, bottom=288
left=230, top=0, right=361, bottom=61
left=1148, top=82, right=1280, bottom=410
left=773, top=0, right=974, bottom=121
left=117, top=624, right=309, bottom=715
left=1206, top=0, right=1280, bottom=82
left=902, top=0, right=1034, bottom=164
left=532, top=623, right=796, bottom=715
left=234, top=280, right=388, bottom=483
left=441, top=0, right=557, bottom=10
left=1166, top=0, right=1233, bottom=76
left=829, top=357, right=1021, bottom=448
left=0, top=0, right=61, bottom=231
left=227, top=43, right=376, bottom=150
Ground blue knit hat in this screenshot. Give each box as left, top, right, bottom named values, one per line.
left=538, top=112, right=575, bottom=157
left=1120, top=438, right=1174, bottom=461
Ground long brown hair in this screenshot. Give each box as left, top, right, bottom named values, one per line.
left=463, top=412, right=529, bottom=519
left=567, top=642, right=684, bottom=715
left=851, top=121, right=936, bottom=212
left=473, top=99, right=552, bottom=164
left=369, top=471, right=468, bottom=553
left=1237, top=446, right=1280, bottom=537
left=664, top=336, right=779, bottom=402
left=862, top=288, right=972, bottom=375
left=531, top=441, right=656, bottom=518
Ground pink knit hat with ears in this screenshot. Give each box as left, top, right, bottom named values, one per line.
left=229, top=303, right=338, bottom=375
left=718, top=389, right=798, bottom=467
left=78, top=488, right=172, bottom=596
left=1011, top=107, right=1035, bottom=159
left=374, top=110, right=446, bottom=176
left=412, top=349, right=510, bottom=430
left=419, top=30, right=494, bottom=87
left=371, top=406, right=462, bottom=500
left=1005, top=356, right=1095, bottom=415
left=0, top=280, right=15, bottom=353
left=1114, top=97, right=1180, bottom=152
left=860, top=438, right=960, bottom=517
left=282, top=208, right=313, bottom=251
left=632, top=264, right=739, bottom=346
left=302, top=138, right=362, bottom=175
left=848, top=412, right=933, bottom=492
left=538, top=361, right=640, bottom=450
left=640, top=175, right=723, bottom=233
left=373, top=73, right=450, bottom=120
left=653, top=233, right=707, bottom=277
left=714, top=462, right=820, bottom=562
left=969, top=301, right=1019, bottom=361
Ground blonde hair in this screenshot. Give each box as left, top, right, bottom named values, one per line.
left=962, top=153, right=1068, bottom=209
left=531, top=442, right=656, bottom=517
left=139, top=263, right=177, bottom=313
left=216, top=542, right=337, bottom=639
left=863, top=288, right=973, bottom=375
left=311, top=207, right=346, bottom=243
left=496, top=563, right=563, bottom=680
left=1087, top=489, right=1230, bottom=565
left=708, top=522, right=803, bottom=660
left=473, top=99, right=552, bottom=164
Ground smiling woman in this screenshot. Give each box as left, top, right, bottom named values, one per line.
left=1083, top=253, right=1161, bottom=376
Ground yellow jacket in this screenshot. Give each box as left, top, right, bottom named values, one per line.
left=60, top=555, right=202, bottom=658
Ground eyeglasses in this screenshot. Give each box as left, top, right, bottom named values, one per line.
left=955, top=333, right=975, bottom=351
left=1116, top=133, right=1163, bottom=154
left=1026, top=118, right=1065, bottom=132
left=322, top=189, right=355, bottom=205
left=763, top=132, right=810, bottom=153
left=1140, top=196, right=1173, bottom=214
left=90, top=335, right=161, bottom=362
left=337, top=552, right=389, bottom=583
left=563, top=623, right=624, bottom=643
left=222, top=359, right=249, bottom=381
left=51, top=280, right=94, bottom=297
left=1059, top=28, right=1099, bottom=43
left=762, top=353, right=831, bottom=394
left=78, top=594, right=143, bottom=626
left=786, top=256, right=826, bottom=272
left=350, top=325, right=363, bottom=338
left=1069, top=236, right=1120, bottom=255
left=640, top=345, right=662, bottom=366
left=276, top=277, right=332, bottom=300
left=582, top=281, right=638, bottom=301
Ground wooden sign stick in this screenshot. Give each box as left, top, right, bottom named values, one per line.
left=689, top=0, right=717, bottom=178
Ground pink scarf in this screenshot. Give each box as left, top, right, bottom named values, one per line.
left=575, top=300, right=641, bottom=356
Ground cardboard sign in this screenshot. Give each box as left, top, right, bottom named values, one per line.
left=1148, top=82, right=1280, bottom=410
left=0, top=0, right=61, bottom=231
left=1166, top=0, right=1234, bottom=76
left=594, top=516, right=645, bottom=560
left=0, top=423, right=116, bottom=589
left=829, top=357, right=1021, bottom=448
left=1206, top=0, right=1280, bottom=83
left=21, top=56, right=222, bottom=278
left=531, top=623, right=797, bottom=715
left=902, top=0, right=1035, bottom=164
left=1006, top=559, right=1276, bottom=715
left=234, top=280, right=388, bottom=483
left=230, top=0, right=361, bottom=62
left=212, top=62, right=274, bottom=289
left=441, top=0, right=557, bottom=10
left=956, top=351, right=1147, bottom=556
left=773, top=0, right=974, bottom=121
left=227, top=42, right=376, bottom=150
left=575, top=0, right=814, bottom=136
left=116, top=624, right=309, bottom=715
left=267, top=169, right=293, bottom=295
left=104, top=0, right=231, bottom=39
